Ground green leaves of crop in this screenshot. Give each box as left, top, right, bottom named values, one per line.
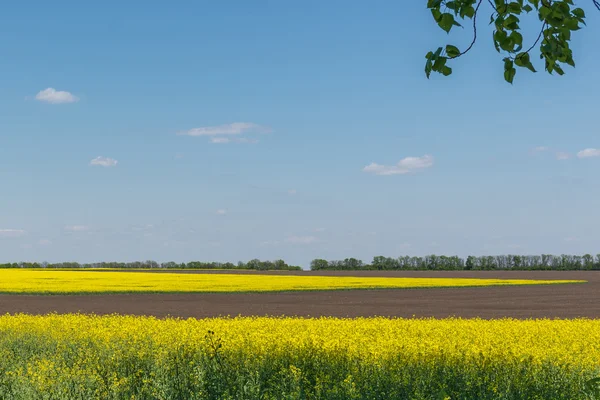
left=584, top=377, right=600, bottom=399
left=424, top=0, right=594, bottom=83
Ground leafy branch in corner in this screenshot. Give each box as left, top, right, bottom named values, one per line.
left=425, top=0, right=597, bottom=83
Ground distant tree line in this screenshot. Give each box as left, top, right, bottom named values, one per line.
left=0, top=259, right=301, bottom=271
left=310, top=254, right=600, bottom=271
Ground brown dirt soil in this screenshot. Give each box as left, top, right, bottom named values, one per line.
left=0, top=271, right=598, bottom=319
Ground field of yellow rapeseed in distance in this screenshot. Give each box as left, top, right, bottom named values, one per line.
left=0, top=314, right=598, bottom=399
left=0, top=269, right=584, bottom=294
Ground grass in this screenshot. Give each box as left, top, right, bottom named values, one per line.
left=0, top=269, right=585, bottom=294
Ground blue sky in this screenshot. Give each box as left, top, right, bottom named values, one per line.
left=1, top=1, right=599, bottom=267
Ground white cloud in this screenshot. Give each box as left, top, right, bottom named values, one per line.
left=288, top=189, right=297, bottom=195
left=285, top=235, right=317, bottom=244
left=363, top=155, right=434, bottom=176
left=556, top=152, right=571, bottom=160
left=35, top=88, right=79, bottom=104
left=577, top=148, right=600, bottom=159
left=178, top=122, right=269, bottom=137
left=0, top=229, right=26, bottom=238
left=39, top=239, right=52, bottom=246
left=90, top=156, right=118, bottom=167
left=216, top=209, right=227, bottom=215
left=64, top=225, right=89, bottom=232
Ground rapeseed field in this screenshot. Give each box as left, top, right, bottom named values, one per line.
left=0, top=314, right=598, bottom=399
left=0, top=269, right=583, bottom=294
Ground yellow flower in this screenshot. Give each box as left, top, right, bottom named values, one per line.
left=0, top=269, right=583, bottom=294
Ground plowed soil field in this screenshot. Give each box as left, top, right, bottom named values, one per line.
left=0, top=271, right=597, bottom=319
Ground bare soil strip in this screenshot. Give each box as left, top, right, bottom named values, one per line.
left=0, top=271, right=598, bottom=319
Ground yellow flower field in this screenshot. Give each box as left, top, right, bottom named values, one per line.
left=0, top=315, right=598, bottom=399
left=0, top=269, right=584, bottom=294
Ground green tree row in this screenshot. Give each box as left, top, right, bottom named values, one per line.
left=311, top=254, right=600, bottom=271
left=0, top=259, right=301, bottom=271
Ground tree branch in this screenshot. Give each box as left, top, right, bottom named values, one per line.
left=450, top=0, right=485, bottom=59
left=523, top=22, right=547, bottom=55
left=593, top=0, right=600, bottom=11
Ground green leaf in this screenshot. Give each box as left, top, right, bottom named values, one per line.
left=493, top=30, right=508, bottom=53
left=438, top=13, right=456, bottom=33
left=432, top=56, right=447, bottom=71
left=495, top=15, right=505, bottom=30
left=425, top=51, right=434, bottom=78
left=499, top=36, right=515, bottom=52
left=504, top=67, right=516, bottom=83
left=425, top=60, right=433, bottom=78
left=515, top=52, right=536, bottom=72
left=565, top=57, right=575, bottom=67
left=554, top=64, right=565, bottom=75
left=539, top=6, right=551, bottom=19
left=504, top=59, right=516, bottom=84
left=509, top=31, right=523, bottom=51
left=463, top=6, right=475, bottom=18
left=445, top=45, right=460, bottom=58
left=564, top=18, right=580, bottom=31
left=572, top=8, right=585, bottom=19
left=441, top=66, right=453, bottom=76
left=508, top=2, right=522, bottom=13
left=503, top=15, right=520, bottom=30
left=556, top=2, right=570, bottom=15
left=514, top=53, right=526, bottom=67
